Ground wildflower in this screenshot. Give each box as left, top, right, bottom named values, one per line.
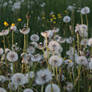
left=4, top=21, right=9, bottom=27
left=30, top=34, right=39, bottom=42
left=0, top=87, right=7, bottom=92
left=81, top=7, right=90, bottom=15
left=35, top=69, right=52, bottom=85
left=49, top=55, right=63, bottom=67
left=10, top=23, right=17, bottom=31
left=17, top=18, right=22, bottom=22
left=20, top=27, right=30, bottom=35
left=23, top=88, right=33, bottom=92
left=11, top=73, right=28, bottom=86
left=7, top=51, right=18, bottom=62
left=63, top=16, right=71, bottom=23
left=88, top=38, right=92, bottom=46
left=45, top=83, right=60, bottom=92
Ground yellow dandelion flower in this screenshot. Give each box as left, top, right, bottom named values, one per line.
left=4, top=21, right=9, bottom=27
left=17, top=18, right=22, bottom=22
left=57, top=13, right=62, bottom=18
left=11, top=23, right=15, bottom=27
left=53, top=21, right=56, bottom=24
left=50, top=18, right=53, bottom=22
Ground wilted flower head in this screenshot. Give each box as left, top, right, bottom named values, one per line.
left=63, top=16, right=71, bottom=23
left=81, top=7, right=90, bottom=15
left=20, top=27, right=30, bottom=35
left=0, top=29, right=9, bottom=36
left=45, top=83, right=60, bottom=92
left=7, top=51, right=18, bottom=62
left=35, top=69, right=52, bottom=85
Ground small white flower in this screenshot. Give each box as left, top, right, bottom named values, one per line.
left=63, top=16, right=71, bottom=23
left=35, top=69, right=52, bottom=85
left=45, top=83, right=60, bottom=92
left=7, top=51, right=18, bottom=62
left=49, top=55, right=63, bottom=67
left=23, top=88, right=33, bottom=92
left=81, top=7, right=90, bottom=15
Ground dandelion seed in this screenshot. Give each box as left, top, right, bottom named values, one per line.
left=7, top=51, right=18, bottom=62
left=35, top=69, right=52, bottom=85
left=63, top=16, right=71, bottom=23
left=49, top=55, right=63, bottom=67
left=45, top=83, right=60, bottom=92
